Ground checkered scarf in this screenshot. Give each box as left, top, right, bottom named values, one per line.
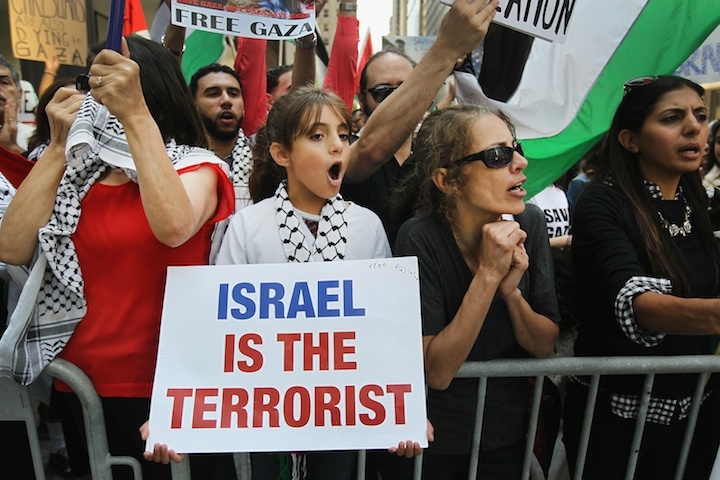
left=0, top=95, right=223, bottom=384
left=274, top=181, right=347, bottom=263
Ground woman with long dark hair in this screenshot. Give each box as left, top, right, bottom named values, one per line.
left=0, top=36, right=234, bottom=479
left=563, top=75, right=720, bottom=480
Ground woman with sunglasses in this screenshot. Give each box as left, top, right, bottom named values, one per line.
left=562, top=75, right=720, bottom=480
left=394, top=103, right=560, bottom=479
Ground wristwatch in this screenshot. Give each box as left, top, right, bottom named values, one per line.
left=339, top=2, right=357, bottom=11
left=161, top=34, right=186, bottom=57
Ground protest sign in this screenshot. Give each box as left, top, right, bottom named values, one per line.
left=675, top=23, right=720, bottom=85
left=438, top=0, right=576, bottom=43
left=9, top=0, right=88, bottom=66
left=147, top=258, right=427, bottom=453
left=170, top=0, right=315, bottom=40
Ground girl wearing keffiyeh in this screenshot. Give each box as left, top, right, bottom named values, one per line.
left=0, top=36, right=234, bottom=479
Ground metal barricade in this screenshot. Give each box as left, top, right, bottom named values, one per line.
left=45, top=358, right=143, bottom=480
left=169, top=355, right=720, bottom=480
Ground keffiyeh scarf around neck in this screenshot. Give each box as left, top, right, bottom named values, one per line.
left=229, top=129, right=253, bottom=186
left=273, top=181, right=347, bottom=480
left=274, top=181, right=347, bottom=262
left=0, top=95, right=222, bottom=384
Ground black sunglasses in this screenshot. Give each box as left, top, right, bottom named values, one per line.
left=448, top=142, right=524, bottom=169
left=623, top=75, right=662, bottom=96
left=364, top=84, right=401, bottom=103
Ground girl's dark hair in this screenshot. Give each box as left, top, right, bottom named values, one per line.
left=393, top=103, right=515, bottom=225
left=596, top=75, right=718, bottom=296
left=125, top=36, right=207, bottom=147
left=27, top=77, right=76, bottom=152
left=248, top=87, right=352, bottom=202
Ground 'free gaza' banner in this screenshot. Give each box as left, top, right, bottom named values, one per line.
left=147, top=258, right=427, bottom=453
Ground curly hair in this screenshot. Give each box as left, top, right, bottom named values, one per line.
left=393, top=103, right=516, bottom=225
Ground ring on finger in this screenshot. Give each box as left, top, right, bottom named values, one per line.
left=96, top=76, right=103, bottom=88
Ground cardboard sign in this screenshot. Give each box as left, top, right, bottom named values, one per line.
left=8, top=0, right=88, bottom=66
left=171, top=0, right=316, bottom=40
left=147, top=258, right=427, bottom=453
left=438, top=0, right=577, bottom=43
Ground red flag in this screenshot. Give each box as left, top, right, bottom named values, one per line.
left=322, top=15, right=360, bottom=111
left=0, top=145, right=34, bottom=189
left=356, top=27, right=373, bottom=88
left=123, top=0, right=148, bottom=37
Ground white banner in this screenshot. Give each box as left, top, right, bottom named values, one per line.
left=439, top=0, right=578, bottom=43
left=170, top=0, right=315, bottom=39
left=147, top=258, right=427, bottom=453
left=675, top=23, right=720, bottom=85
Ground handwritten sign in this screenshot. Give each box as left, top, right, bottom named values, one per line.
left=171, top=0, right=316, bottom=40
left=147, top=258, right=427, bottom=453
left=9, top=0, right=88, bottom=66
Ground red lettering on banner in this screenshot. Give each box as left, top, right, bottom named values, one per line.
left=386, top=384, right=412, bottom=424
left=192, top=388, right=218, bottom=428
left=277, top=332, right=301, bottom=371
left=345, top=385, right=356, bottom=426
left=223, top=333, right=264, bottom=373
left=284, top=386, right=311, bottom=427
left=253, top=387, right=280, bottom=427
left=314, top=386, right=342, bottom=426
left=303, top=332, right=329, bottom=371
left=163, top=383, right=412, bottom=429
left=220, top=388, right=249, bottom=428
left=334, top=331, right=356, bottom=370
left=167, top=388, right=193, bottom=428
left=359, top=384, right=385, bottom=426
left=278, top=331, right=357, bottom=371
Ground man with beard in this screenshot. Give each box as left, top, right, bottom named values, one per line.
left=190, top=64, right=254, bottom=211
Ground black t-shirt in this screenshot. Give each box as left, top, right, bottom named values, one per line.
left=394, top=205, right=560, bottom=454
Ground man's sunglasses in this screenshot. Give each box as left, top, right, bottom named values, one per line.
left=447, top=142, right=524, bottom=169
left=364, top=84, right=401, bottom=103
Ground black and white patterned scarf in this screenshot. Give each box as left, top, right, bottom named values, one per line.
left=0, top=95, right=225, bottom=384
left=274, top=181, right=347, bottom=262
left=228, top=129, right=253, bottom=187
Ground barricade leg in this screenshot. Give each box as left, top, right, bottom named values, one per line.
left=45, top=359, right=143, bottom=480
left=0, top=377, right=46, bottom=479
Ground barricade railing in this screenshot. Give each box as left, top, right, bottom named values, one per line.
left=454, top=355, right=720, bottom=480
left=44, top=358, right=143, bottom=480
left=32, top=355, right=718, bottom=480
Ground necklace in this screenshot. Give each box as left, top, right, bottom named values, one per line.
left=656, top=194, right=692, bottom=237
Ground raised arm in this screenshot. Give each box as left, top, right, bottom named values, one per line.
left=0, top=87, right=84, bottom=265
left=89, top=39, right=219, bottom=247
left=347, top=0, right=499, bottom=183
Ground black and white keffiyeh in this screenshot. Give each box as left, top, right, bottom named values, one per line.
left=228, top=129, right=252, bottom=186
left=0, top=95, right=226, bottom=384
left=274, top=181, right=347, bottom=263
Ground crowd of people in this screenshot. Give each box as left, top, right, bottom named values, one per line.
left=1, top=0, right=720, bottom=479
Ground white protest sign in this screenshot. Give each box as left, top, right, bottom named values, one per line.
left=675, top=23, right=720, bottom=85
left=147, top=258, right=427, bottom=453
left=170, top=0, right=315, bottom=40
left=438, top=0, right=577, bottom=43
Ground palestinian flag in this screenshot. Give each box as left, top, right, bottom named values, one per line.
left=456, top=0, right=720, bottom=198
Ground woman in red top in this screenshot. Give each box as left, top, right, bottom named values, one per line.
left=0, top=36, right=233, bottom=479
